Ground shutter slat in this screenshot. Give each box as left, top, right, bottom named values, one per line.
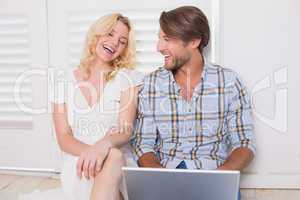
left=0, top=39, right=28, bottom=45
left=0, top=59, right=29, bottom=64
left=0, top=30, right=28, bottom=35
left=0, top=98, right=32, bottom=103
left=0, top=49, right=28, bottom=55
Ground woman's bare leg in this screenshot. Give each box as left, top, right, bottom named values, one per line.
left=90, top=148, right=125, bottom=200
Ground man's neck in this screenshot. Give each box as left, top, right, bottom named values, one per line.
left=174, top=52, right=204, bottom=86
left=173, top=52, right=204, bottom=101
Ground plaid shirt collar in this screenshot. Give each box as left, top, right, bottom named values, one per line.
left=157, top=60, right=209, bottom=97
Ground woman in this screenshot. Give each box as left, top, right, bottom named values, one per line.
left=20, top=13, right=143, bottom=200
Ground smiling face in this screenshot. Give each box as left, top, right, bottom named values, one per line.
left=95, top=20, right=129, bottom=65
left=157, top=29, right=191, bottom=71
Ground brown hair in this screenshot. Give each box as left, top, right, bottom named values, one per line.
left=159, top=6, right=210, bottom=53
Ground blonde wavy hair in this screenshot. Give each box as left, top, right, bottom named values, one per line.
left=79, top=13, right=136, bottom=81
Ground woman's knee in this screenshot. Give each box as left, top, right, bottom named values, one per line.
left=107, top=148, right=125, bottom=165
left=94, top=148, right=125, bottom=182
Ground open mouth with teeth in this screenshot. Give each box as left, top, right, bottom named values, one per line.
left=103, top=45, right=115, bottom=55
left=164, top=54, right=172, bottom=62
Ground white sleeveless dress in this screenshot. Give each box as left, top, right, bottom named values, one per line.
left=19, top=68, right=144, bottom=200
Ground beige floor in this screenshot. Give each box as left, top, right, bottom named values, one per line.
left=0, top=173, right=299, bottom=200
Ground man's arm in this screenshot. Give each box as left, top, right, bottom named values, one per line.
left=217, top=147, right=254, bottom=170
left=220, top=72, right=256, bottom=171
left=132, top=76, right=162, bottom=168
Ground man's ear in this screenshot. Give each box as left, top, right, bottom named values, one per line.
left=190, top=38, right=201, bottom=50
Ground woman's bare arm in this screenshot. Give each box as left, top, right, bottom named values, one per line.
left=101, top=86, right=139, bottom=148
left=52, top=103, right=90, bottom=156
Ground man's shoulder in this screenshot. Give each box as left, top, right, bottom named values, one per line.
left=205, top=63, right=242, bottom=84
left=142, top=67, right=169, bottom=84
left=138, top=67, right=170, bottom=95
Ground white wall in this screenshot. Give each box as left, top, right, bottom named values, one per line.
left=219, top=0, right=300, bottom=188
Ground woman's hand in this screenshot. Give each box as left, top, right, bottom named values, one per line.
left=105, top=126, right=120, bottom=136
left=76, top=139, right=112, bottom=180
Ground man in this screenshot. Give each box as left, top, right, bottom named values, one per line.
left=132, top=6, right=256, bottom=199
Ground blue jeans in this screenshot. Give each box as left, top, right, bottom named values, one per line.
left=176, top=161, right=241, bottom=200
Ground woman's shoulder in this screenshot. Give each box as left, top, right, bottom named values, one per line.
left=119, top=68, right=145, bottom=78
left=116, top=68, right=145, bottom=91
left=117, top=68, right=145, bottom=80
left=51, top=67, right=75, bottom=83
left=118, top=67, right=144, bottom=76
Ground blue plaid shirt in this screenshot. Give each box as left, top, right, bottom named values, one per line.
left=132, top=62, right=256, bottom=169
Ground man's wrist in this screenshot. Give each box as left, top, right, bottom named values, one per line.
left=217, top=165, right=231, bottom=170
left=217, top=163, right=238, bottom=171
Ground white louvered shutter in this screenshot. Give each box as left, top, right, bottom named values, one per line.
left=0, top=0, right=58, bottom=170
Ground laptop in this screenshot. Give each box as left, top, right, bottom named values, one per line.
left=122, top=167, right=240, bottom=200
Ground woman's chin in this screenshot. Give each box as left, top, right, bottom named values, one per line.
left=96, top=54, right=115, bottom=65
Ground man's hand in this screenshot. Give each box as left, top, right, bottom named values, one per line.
left=217, top=147, right=254, bottom=171
left=137, top=152, right=163, bottom=168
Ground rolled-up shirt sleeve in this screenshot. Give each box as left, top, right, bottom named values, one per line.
left=132, top=77, right=159, bottom=159
left=226, top=72, right=256, bottom=155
